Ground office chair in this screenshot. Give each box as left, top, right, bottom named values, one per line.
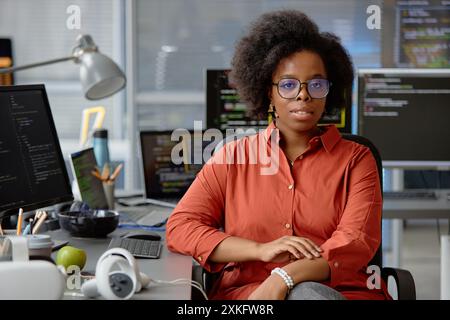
left=342, top=134, right=416, bottom=300
left=191, top=132, right=416, bottom=300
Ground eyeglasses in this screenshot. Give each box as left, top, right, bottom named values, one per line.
left=272, top=78, right=331, bottom=99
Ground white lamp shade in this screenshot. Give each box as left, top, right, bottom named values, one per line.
left=79, top=51, right=126, bottom=100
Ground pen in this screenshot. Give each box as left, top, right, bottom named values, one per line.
left=109, top=163, right=123, bottom=182
left=101, top=163, right=110, bottom=181
left=16, top=208, right=23, bottom=235
left=31, top=211, right=41, bottom=231
left=22, top=219, right=32, bottom=235
left=91, top=170, right=103, bottom=181
left=32, top=211, right=47, bottom=235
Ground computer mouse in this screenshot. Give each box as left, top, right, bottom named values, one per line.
left=122, top=231, right=161, bottom=241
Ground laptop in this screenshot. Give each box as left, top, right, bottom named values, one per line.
left=121, top=130, right=211, bottom=208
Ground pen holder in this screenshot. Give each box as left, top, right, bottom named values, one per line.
left=1, top=231, right=53, bottom=258
left=103, top=180, right=115, bottom=210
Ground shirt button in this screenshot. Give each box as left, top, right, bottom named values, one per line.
left=198, top=256, right=203, bottom=262
left=334, top=262, right=339, bottom=268
left=288, top=184, right=294, bottom=190
left=285, top=223, right=291, bottom=229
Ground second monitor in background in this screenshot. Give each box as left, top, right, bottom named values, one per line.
left=358, top=68, right=450, bottom=168
left=139, top=130, right=211, bottom=207
left=206, top=69, right=352, bottom=133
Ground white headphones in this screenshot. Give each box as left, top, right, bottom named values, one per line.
left=81, top=248, right=151, bottom=300
left=80, top=247, right=208, bottom=300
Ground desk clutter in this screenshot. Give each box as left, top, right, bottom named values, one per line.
left=58, top=209, right=119, bottom=238
left=1, top=218, right=205, bottom=300
left=80, top=247, right=207, bottom=300
left=0, top=236, right=67, bottom=299
left=16, top=208, right=48, bottom=235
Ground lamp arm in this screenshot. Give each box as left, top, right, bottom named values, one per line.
left=0, top=55, right=76, bottom=74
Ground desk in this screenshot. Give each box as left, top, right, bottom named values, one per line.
left=382, top=190, right=450, bottom=299
left=384, top=190, right=450, bottom=219
left=48, top=204, right=192, bottom=300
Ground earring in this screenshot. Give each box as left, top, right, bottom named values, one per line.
left=268, top=103, right=274, bottom=113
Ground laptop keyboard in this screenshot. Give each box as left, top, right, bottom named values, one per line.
left=119, top=208, right=171, bottom=226
left=108, top=237, right=162, bottom=259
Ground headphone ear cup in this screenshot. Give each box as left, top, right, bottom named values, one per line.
left=96, top=255, right=137, bottom=300
left=102, top=271, right=135, bottom=300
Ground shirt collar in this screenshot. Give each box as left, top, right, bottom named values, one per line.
left=263, top=121, right=341, bottom=153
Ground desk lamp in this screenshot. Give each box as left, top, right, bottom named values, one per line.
left=0, top=34, right=126, bottom=100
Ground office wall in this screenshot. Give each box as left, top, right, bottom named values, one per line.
left=134, top=0, right=382, bottom=132
left=0, top=0, right=125, bottom=140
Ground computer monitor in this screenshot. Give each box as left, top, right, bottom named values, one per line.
left=140, top=130, right=211, bottom=200
left=382, top=0, right=450, bottom=68
left=206, top=69, right=268, bottom=132
left=206, top=69, right=352, bottom=133
left=0, top=85, right=73, bottom=219
left=357, top=68, right=450, bottom=168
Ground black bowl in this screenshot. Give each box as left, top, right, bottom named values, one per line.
left=58, top=210, right=119, bottom=238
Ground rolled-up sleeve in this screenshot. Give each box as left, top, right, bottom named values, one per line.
left=320, top=147, right=382, bottom=288
left=166, top=148, right=232, bottom=273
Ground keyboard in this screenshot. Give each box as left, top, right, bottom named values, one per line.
left=108, top=237, right=162, bottom=259
left=383, top=190, right=438, bottom=200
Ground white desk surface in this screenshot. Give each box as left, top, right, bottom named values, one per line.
left=49, top=204, right=192, bottom=300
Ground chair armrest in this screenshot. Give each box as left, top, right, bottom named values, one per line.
left=191, top=264, right=221, bottom=300
left=382, top=267, right=416, bottom=300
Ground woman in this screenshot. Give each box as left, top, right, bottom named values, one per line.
left=166, top=10, right=391, bottom=300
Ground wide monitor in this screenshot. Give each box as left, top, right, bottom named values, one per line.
left=0, top=85, right=73, bottom=219
left=357, top=68, right=450, bottom=168
left=206, top=69, right=352, bottom=133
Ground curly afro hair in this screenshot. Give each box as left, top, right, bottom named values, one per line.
left=230, top=10, right=354, bottom=117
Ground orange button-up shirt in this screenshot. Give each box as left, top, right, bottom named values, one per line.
left=167, top=122, right=391, bottom=300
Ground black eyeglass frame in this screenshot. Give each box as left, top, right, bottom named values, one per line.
left=271, top=78, right=332, bottom=99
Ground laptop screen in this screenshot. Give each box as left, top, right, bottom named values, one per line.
left=140, top=131, right=212, bottom=199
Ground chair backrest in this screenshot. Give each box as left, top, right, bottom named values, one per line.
left=342, top=134, right=383, bottom=268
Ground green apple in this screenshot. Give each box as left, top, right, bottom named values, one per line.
left=55, top=246, right=87, bottom=271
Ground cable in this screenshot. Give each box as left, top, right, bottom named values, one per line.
left=152, top=278, right=208, bottom=300
left=151, top=278, right=209, bottom=300
left=118, top=224, right=166, bottom=232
